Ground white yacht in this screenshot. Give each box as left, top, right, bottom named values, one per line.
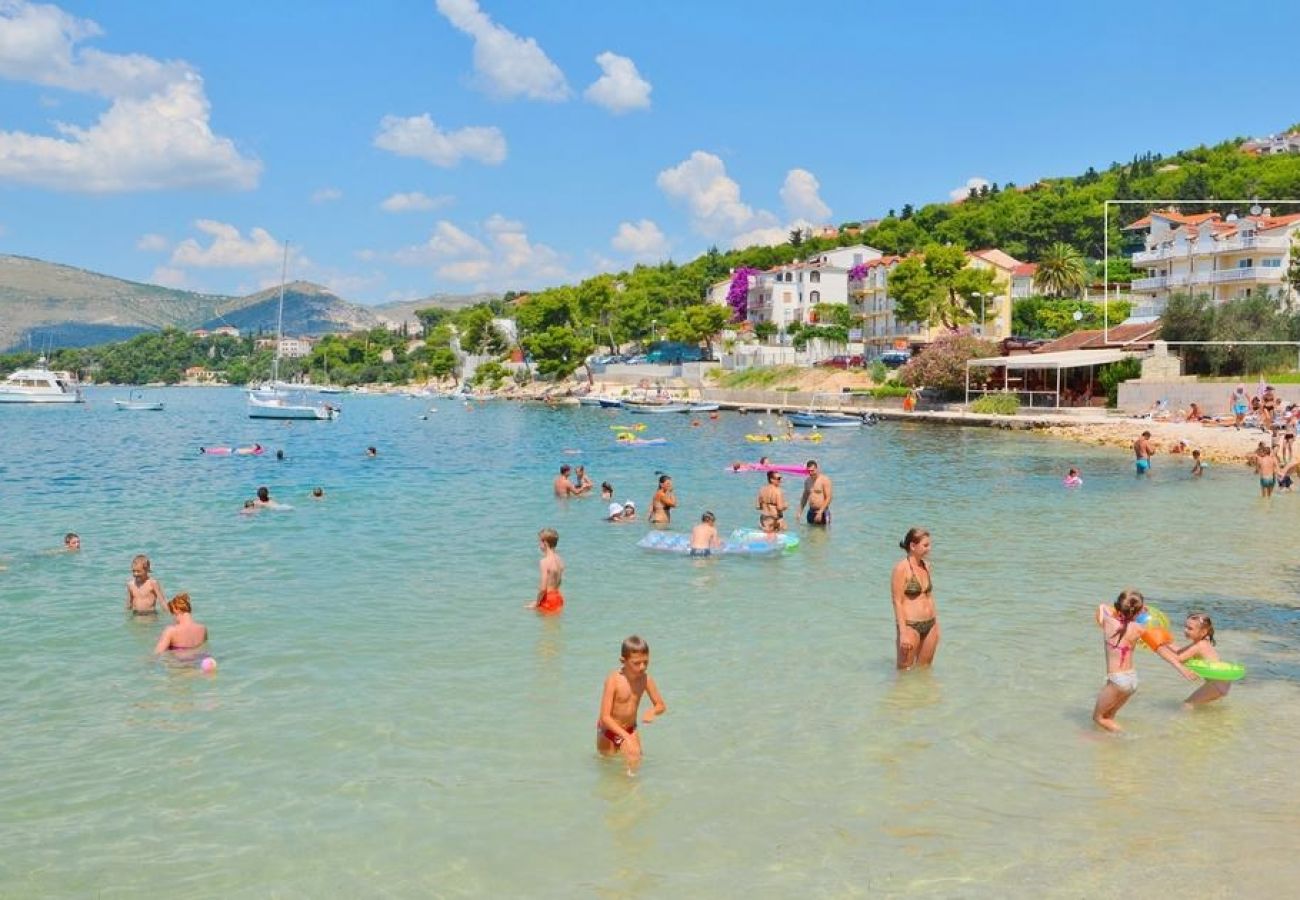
left=0, top=359, right=84, bottom=404
left=246, top=242, right=339, bottom=422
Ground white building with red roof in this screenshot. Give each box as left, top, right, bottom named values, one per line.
left=1127, top=208, right=1300, bottom=312
left=745, top=244, right=882, bottom=328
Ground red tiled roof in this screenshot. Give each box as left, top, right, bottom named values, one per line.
left=1123, top=210, right=1221, bottom=230
left=1035, top=321, right=1161, bottom=353
left=1012, top=263, right=1038, bottom=277
left=968, top=248, right=1024, bottom=270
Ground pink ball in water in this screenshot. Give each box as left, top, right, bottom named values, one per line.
left=199, top=657, right=217, bottom=673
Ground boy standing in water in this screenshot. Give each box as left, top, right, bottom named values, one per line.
left=596, top=635, right=667, bottom=774
left=126, top=554, right=166, bottom=615
left=527, top=528, right=565, bottom=614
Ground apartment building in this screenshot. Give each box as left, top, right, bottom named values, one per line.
left=1127, top=209, right=1300, bottom=313
left=849, top=249, right=1025, bottom=356
left=745, top=244, right=882, bottom=328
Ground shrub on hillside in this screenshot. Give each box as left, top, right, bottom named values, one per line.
left=896, top=334, right=999, bottom=393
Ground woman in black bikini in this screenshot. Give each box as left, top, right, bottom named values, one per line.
left=890, top=527, right=940, bottom=670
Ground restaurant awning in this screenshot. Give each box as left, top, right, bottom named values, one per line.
left=964, top=348, right=1145, bottom=409
left=965, top=348, right=1141, bottom=370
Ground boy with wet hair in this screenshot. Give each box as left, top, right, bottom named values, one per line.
left=596, top=635, right=667, bottom=774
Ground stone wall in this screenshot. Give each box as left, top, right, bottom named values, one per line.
left=1117, top=380, right=1298, bottom=415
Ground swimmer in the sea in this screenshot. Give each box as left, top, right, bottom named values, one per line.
left=154, top=593, right=208, bottom=655
left=688, top=511, right=723, bottom=557
left=311, top=487, right=325, bottom=500
left=126, top=554, right=166, bottom=615
left=63, top=532, right=81, bottom=552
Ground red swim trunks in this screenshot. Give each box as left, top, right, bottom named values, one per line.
left=536, top=588, right=565, bottom=614
left=598, top=723, right=636, bottom=748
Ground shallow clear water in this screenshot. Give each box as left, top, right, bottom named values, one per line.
left=1, top=388, right=1297, bottom=897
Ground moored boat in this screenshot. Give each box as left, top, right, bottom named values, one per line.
left=625, top=400, right=692, bottom=414
left=788, top=411, right=863, bottom=428
left=0, top=359, right=83, bottom=404
left=113, top=389, right=164, bottom=411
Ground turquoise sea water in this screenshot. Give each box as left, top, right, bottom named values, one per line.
left=2, top=388, right=1298, bottom=897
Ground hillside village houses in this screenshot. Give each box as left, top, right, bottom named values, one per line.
left=1240, top=131, right=1300, bottom=156
left=714, top=241, right=1036, bottom=358
left=189, top=325, right=240, bottom=339
left=1126, top=208, right=1300, bottom=315
left=253, top=336, right=316, bottom=358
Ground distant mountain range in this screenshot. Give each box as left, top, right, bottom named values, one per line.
left=0, top=254, right=496, bottom=351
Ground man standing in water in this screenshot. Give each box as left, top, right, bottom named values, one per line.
left=756, top=471, right=788, bottom=531
left=1133, top=431, right=1154, bottom=476
left=800, top=460, right=833, bottom=526
left=554, top=465, right=580, bottom=498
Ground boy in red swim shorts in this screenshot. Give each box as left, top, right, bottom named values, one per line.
left=596, top=635, right=667, bottom=775
left=527, top=527, right=565, bottom=614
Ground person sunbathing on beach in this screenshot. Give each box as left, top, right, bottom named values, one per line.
left=595, top=635, right=667, bottom=776
left=126, top=554, right=165, bottom=615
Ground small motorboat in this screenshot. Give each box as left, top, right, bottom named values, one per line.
left=788, top=411, right=863, bottom=428
left=685, top=403, right=720, bottom=413
left=625, top=400, right=692, bottom=414
left=114, top=390, right=164, bottom=411
left=597, top=397, right=624, bottom=408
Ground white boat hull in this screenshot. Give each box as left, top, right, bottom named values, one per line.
left=247, top=393, right=339, bottom=420
left=114, top=400, right=165, bottom=411
left=0, top=390, right=83, bottom=403
left=625, top=402, right=692, bottom=414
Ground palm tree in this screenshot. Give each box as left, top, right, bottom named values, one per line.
left=1033, top=242, right=1087, bottom=298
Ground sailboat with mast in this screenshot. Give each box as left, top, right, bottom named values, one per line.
left=246, top=243, right=339, bottom=421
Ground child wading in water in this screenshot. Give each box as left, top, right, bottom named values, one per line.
left=527, top=528, right=565, bottom=614
left=596, top=635, right=667, bottom=775
left=126, top=554, right=165, bottom=615
left=1173, top=613, right=1231, bottom=707
left=1093, top=588, right=1196, bottom=732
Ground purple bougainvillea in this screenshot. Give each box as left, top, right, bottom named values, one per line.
left=848, top=262, right=870, bottom=281
left=727, top=267, right=759, bottom=322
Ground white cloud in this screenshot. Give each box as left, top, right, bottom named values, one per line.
left=169, top=220, right=298, bottom=270
left=311, top=187, right=342, bottom=204
left=380, top=191, right=454, bottom=213
left=611, top=219, right=669, bottom=261
left=656, top=151, right=778, bottom=243
left=583, top=51, right=651, bottom=114
left=374, top=114, right=506, bottom=167
left=949, top=176, right=990, bottom=201
left=135, top=232, right=168, bottom=252
left=0, top=1, right=260, bottom=192
left=780, top=168, right=831, bottom=222
left=434, top=0, right=569, bottom=101
left=730, top=225, right=793, bottom=249
left=392, top=214, right=567, bottom=290
left=150, top=266, right=186, bottom=288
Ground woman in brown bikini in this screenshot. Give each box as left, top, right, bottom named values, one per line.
left=890, top=527, right=940, bottom=670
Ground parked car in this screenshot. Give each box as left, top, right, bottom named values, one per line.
left=880, top=350, right=911, bottom=368
left=816, top=354, right=865, bottom=369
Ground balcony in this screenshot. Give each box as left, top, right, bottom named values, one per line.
left=1131, top=276, right=1167, bottom=291
left=1133, top=234, right=1291, bottom=266
left=1212, top=266, right=1286, bottom=283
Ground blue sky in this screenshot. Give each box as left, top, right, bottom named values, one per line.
left=1, top=0, right=1298, bottom=303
